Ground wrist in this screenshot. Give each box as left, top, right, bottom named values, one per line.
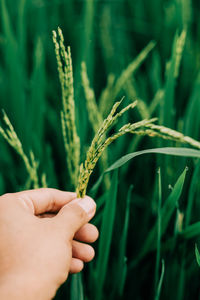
left=0, top=272, right=56, bottom=300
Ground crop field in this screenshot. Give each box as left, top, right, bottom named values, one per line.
left=1, top=0, right=200, bottom=299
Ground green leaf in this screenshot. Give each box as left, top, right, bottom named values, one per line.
left=195, top=244, right=200, bottom=267
left=91, top=147, right=199, bottom=196
left=154, top=260, right=165, bottom=300
left=185, top=160, right=200, bottom=226
left=106, top=148, right=200, bottom=173
left=90, top=147, right=200, bottom=196
left=181, top=222, right=200, bottom=240
left=70, top=274, right=84, bottom=300
left=117, top=185, right=133, bottom=297
left=129, top=167, right=187, bottom=269
left=94, top=170, right=118, bottom=300
left=155, top=168, right=162, bottom=290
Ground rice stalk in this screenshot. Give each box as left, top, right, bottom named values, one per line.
left=52, top=29, right=200, bottom=201
left=81, top=61, right=103, bottom=132
left=149, top=89, right=164, bottom=116
left=52, top=28, right=80, bottom=188
left=76, top=101, right=200, bottom=198
left=141, top=124, right=200, bottom=149
left=0, top=111, right=39, bottom=189
left=41, top=173, right=48, bottom=188
left=174, top=30, right=187, bottom=78
left=99, top=41, right=156, bottom=116
left=81, top=61, right=111, bottom=190
left=98, top=74, right=115, bottom=115
left=76, top=98, right=156, bottom=198
left=113, top=41, right=156, bottom=97
left=181, top=0, right=192, bottom=27
left=161, top=30, right=186, bottom=127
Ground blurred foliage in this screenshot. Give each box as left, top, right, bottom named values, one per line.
left=1, top=0, right=200, bottom=299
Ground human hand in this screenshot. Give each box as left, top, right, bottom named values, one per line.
left=0, top=188, right=98, bottom=300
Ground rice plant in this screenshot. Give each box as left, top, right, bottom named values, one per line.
left=1, top=1, right=200, bottom=300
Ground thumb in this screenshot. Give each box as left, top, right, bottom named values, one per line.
left=54, top=196, right=96, bottom=238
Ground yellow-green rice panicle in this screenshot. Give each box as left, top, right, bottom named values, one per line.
left=174, top=30, right=187, bottom=78
left=99, top=41, right=156, bottom=116
left=81, top=61, right=103, bottom=131
left=0, top=111, right=40, bottom=189
left=84, top=98, right=127, bottom=169
left=113, top=41, right=156, bottom=98
left=53, top=28, right=80, bottom=188
left=149, top=89, right=164, bottom=116
left=97, top=98, right=138, bottom=140
left=41, top=173, right=48, bottom=188
left=76, top=102, right=157, bottom=198
left=99, top=74, right=115, bottom=115
left=96, top=99, right=123, bottom=141
left=81, top=61, right=111, bottom=190
left=76, top=99, right=124, bottom=197
left=83, top=99, right=123, bottom=175
left=112, top=100, right=138, bottom=123
left=29, top=150, right=39, bottom=189
left=145, top=124, right=200, bottom=149
left=136, top=99, right=150, bottom=119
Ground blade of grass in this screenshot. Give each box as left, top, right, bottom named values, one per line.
left=70, top=274, right=84, bottom=300
left=17, top=0, right=27, bottom=65
left=160, top=30, right=186, bottom=128
left=184, top=70, right=200, bottom=140
left=106, top=147, right=200, bottom=173
left=0, top=0, right=27, bottom=143
left=155, top=168, right=162, bottom=290
left=94, top=170, right=118, bottom=300
left=195, top=244, right=200, bottom=267
left=113, top=41, right=156, bottom=99
left=99, top=41, right=156, bottom=116
left=154, top=260, right=165, bottom=300
left=185, top=160, right=200, bottom=226
left=29, top=37, right=46, bottom=156
left=181, top=221, right=200, bottom=239
left=91, top=147, right=200, bottom=195
left=116, top=185, right=133, bottom=297
left=129, top=167, right=187, bottom=269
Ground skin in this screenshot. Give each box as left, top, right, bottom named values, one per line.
left=0, top=188, right=98, bottom=300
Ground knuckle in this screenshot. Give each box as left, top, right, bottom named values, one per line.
left=0, top=192, right=13, bottom=199
left=0, top=193, right=13, bottom=208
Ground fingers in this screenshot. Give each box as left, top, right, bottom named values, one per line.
left=74, top=223, right=99, bottom=243
left=54, top=196, right=96, bottom=239
left=72, top=240, right=95, bottom=262
left=69, top=258, right=84, bottom=274
left=70, top=241, right=95, bottom=274
left=13, top=188, right=77, bottom=215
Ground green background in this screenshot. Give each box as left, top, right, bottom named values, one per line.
left=1, top=0, right=200, bottom=299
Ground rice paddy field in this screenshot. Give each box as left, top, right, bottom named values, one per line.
left=1, top=0, right=200, bottom=299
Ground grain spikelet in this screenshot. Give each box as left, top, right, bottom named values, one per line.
left=81, top=61, right=103, bottom=131
left=144, top=124, right=200, bottom=149
left=81, top=61, right=111, bottom=189
left=174, top=30, right=186, bottom=78
left=53, top=28, right=80, bottom=188
left=99, top=41, right=156, bottom=115
left=76, top=100, right=156, bottom=198
left=0, top=111, right=39, bottom=189
left=113, top=41, right=156, bottom=97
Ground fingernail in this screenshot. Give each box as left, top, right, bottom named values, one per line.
left=76, top=196, right=96, bottom=218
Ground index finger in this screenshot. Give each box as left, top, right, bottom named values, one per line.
left=14, top=188, right=77, bottom=215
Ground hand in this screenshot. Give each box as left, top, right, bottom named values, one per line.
left=0, top=188, right=98, bottom=300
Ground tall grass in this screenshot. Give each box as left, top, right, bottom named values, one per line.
left=1, top=1, right=200, bottom=299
